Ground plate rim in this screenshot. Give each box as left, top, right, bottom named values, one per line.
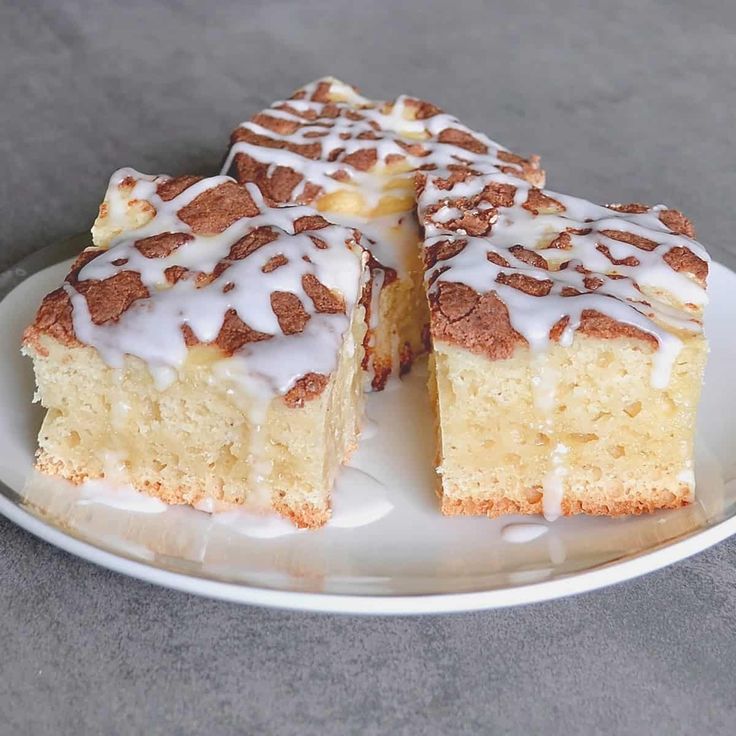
left=1, top=236, right=735, bottom=615
left=4, top=489, right=736, bottom=614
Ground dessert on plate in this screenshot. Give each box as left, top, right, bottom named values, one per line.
left=222, top=77, right=544, bottom=389
left=22, top=169, right=368, bottom=527
left=416, top=167, right=709, bottom=519
left=22, top=77, right=711, bottom=527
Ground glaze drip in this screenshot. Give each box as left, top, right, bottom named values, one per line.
left=66, top=168, right=365, bottom=398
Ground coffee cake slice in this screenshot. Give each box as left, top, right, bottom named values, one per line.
left=22, top=168, right=368, bottom=527
left=417, top=168, right=709, bottom=518
left=222, top=77, right=543, bottom=389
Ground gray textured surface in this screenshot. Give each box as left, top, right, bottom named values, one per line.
left=1, top=1, right=735, bottom=733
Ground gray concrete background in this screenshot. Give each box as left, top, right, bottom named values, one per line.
left=1, top=0, right=735, bottom=733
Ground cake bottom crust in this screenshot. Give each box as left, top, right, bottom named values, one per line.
left=440, top=487, right=691, bottom=519
left=35, top=451, right=331, bottom=529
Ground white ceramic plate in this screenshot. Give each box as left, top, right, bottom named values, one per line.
left=1, top=235, right=735, bottom=615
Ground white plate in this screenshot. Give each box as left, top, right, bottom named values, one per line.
left=1, top=235, right=735, bottom=615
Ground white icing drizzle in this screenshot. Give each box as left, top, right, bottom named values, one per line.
left=542, top=443, right=569, bottom=522
left=530, top=352, right=559, bottom=413
left=210, top=360, right=274, bottom=509
left=501, top=522, right=549, bottom=543
left=677, top=467, right=695, bottom=489
left=191, top=464, right=393, bottom=537
left=420, top=170, right=709, bottom=390
left=69, top=168, right=364, bottom=398
left=530, top=353, right=567, bottom=519
left=329, top=466, right=393, bottom=527
left=78, top=478, right=168, bottom=514
left=206, top=507, right=302, bottom=539
left=221, top=77, right=536, bottom=212
left=328, top=212, right=419, bottom=275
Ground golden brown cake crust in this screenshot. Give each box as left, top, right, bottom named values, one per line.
left=226, top=77, right=544, bottom=208
left=440, top=490, right=691, bottom=518
left=24, top=171, right=365, bottom=407
left=418, top=169, right=709, bottom=361
left=35, top=451, right=330, bottom=529
left=23, top=288, right=79, bottom=356
left=25, top=180, right=350, bottom=350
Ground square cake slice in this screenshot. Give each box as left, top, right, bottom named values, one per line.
left=417, top=168, right=709, bottom=519
left=22, top=168, right=369, bottom=527
left=222, top=77, right=543, bottom=389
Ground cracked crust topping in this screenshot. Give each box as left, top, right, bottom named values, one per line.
left=24, top=168, right=366, bottom=401
left=222, top=77, right=544, bottom=214
left=221, top=78, right=544, bottom=391
left=417, top=168, right=709, bottom=387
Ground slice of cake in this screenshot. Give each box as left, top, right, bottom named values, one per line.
left=22, top=168, right=369, bottom=527
left=416, top=168, right=709, bottom=519
left=222, top=77, right=544, bottom=389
